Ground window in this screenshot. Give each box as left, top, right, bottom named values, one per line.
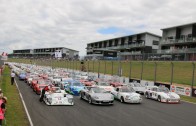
left=153, top=41, right=159, bottom=45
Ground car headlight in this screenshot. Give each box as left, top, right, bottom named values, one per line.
left=125, top=95, right=130, bottom=99
left=68, top=98, right=73, bottom=103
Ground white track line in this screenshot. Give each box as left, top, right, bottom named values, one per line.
left=15, top=80, right=34, bottom=126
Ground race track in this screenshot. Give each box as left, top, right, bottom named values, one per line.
left=16, top=78, right=196, bottom=126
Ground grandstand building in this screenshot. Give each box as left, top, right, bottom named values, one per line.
left=11, top=47, right=79, bottom=59
left=86, top=32, right=161, bottom=60
left=159, top=22, right=196, bottom=60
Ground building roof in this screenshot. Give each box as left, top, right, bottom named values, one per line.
left=87, top=32, right=161, bottom=44
left=161, top=22, right=196, bottom=30
left=13, top=47, right=79, bottom=52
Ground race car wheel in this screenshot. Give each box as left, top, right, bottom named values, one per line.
left=145, top=93, right=149, bottom=99
left=88, top=97, right=92, bottom=104
left=120, top=97, right=124, bottom=103
left=158, top=96, right=161, bottom=102
left=79, top=92, right=83, bottom=99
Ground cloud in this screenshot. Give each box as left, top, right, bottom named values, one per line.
left=0, top=0, right=196, bottom=56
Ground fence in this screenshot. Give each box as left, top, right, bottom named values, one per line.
left=8, top=58, right=196, bottom=96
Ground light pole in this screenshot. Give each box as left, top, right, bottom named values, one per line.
left=118, top=51, right=122, bottom=77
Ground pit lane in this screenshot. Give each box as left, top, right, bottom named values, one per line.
left=16, top=78, right=196, bottom=126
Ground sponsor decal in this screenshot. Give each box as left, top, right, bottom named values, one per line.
left=171, top=85, right=191, bottom=96
left=171, top=85, right=175, bottom=92
left=185, top=88, right=190, bottom=96
left=141, top=80, right=154, bottom=87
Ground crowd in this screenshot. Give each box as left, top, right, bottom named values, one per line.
left=0, top=65, right=7, bottom=126
left=0, top=89, right=7, bottom=126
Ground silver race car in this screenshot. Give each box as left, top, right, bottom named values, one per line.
left=80, top=87, right=114, bottom=105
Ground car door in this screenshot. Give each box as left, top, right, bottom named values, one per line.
left=151, top=87, right=158, bottom=99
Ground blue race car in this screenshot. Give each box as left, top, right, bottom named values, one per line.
left=18, top=72, right=27, bottom=80
left=66, top=81, right=84, bottom=96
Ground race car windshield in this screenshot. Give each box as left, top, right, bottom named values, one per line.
left=38, top=80, right=45, bottom=84
left=133, top=83, right=142, bottom=87
left=158, top=87, right=169, bottom=93
left=45, top=81, right=52, bottom=85
left=73, top=82, right=83, bottom=86
left=99, top=82, right=110, bottom=86
left=121, top=87, right=135, bottom=92
left=52, top=88, right=61, bottom=93
left=53, top=77, right=61, bottom=79
left=92, top=88, right=107, bottom=93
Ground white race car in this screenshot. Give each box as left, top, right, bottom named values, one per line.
left=127, top=81, right=145, bottom=94
left=111, top=86, right=142, bottom=103
left=43, top=87, right=74, bottom=105
left=96, top=81, right=114, bottom=92
left=145, top=86, right=180, bottom=103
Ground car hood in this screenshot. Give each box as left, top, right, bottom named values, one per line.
left=91, top=93, right=113, bottom=100
left=121, top=92, right=140, bottom=97
left=159, top=92, right=180, bottom=99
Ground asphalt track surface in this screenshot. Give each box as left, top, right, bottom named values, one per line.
left=13, top=77, right=196, bottom=126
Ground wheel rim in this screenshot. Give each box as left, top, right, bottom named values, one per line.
left=145, top=94, right=148, bottom=98
left=89, top=97, right=92, bottom=103
left=158, top=96, right=161, bottom=102
left=120, top=97, right=124, bottom=103
left=80, top=93, right=83, bottom=99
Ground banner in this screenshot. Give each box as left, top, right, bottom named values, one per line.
left=141, top=80, right=154, bottom=86
left=124, top=77, right=129, bottom=84
left=55, top=50, right=62, bottom=59
left=170, top=85, right=192, bottom=96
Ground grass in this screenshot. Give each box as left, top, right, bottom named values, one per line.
left=180, top=95, right=196, bottom=103
left=0, top=66, right=29, bottom=126
left=8, top=58, right=196, bottom=86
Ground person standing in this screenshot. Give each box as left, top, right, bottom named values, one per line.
left=39, top=85, right=51, bottom=102
left=10, top=71, right=15, bottom=85
left=0, top=96, right=7, bottom=126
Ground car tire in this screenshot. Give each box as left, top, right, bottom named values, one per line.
left=88, top=97, right=92, bottom=104
left=145, top=92, right=149, bottom=99
left=80, top=92, right=83, bottom=99
left=158, top=96, right=161, bottom=102
left=120, top=97, right=124, bottom=103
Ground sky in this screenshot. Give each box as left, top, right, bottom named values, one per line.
left=0, top=0, right=196, bottom=56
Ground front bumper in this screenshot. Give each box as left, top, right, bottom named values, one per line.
left=91, top=99, right=114, bottom=105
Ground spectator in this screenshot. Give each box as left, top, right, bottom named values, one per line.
left=0, top=89, right=3, bottom=98
left=39, top=85, right=52, bottom=102
left=10, top=70, right=16, bottom=85
left=0, top=96, right=7, bottom=126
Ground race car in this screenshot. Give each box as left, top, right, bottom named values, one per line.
left=96, top=81, right=114, bottom=92
left=43, top=87, right=74, bottom=105
left=111, top=86, right=142, bottom=103
left=110, top=76, right=123, bottom=87
left=18, top=72, right=27, bottom=80
left=80, top=87, right=114, bottom=105
left=65, top=81, right=85, bottom=96
left=127, top=81, right=145, bottom=94
left=145, top=86, right=180, bottom=103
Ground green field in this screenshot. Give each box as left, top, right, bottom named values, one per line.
left=8, top=58, right=196, bottom=86
left=0, top=66, right=29, bottom=126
